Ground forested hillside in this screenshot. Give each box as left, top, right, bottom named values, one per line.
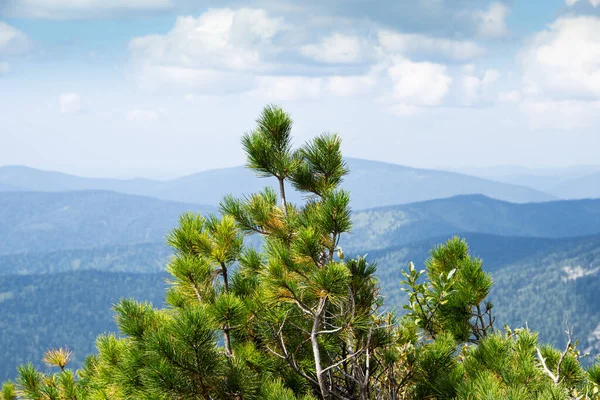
left=0, top=271, right=167, bottom=380
left=0, top=191, right=214, bottom=254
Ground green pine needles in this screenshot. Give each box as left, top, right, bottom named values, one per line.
left=4, top=105, right=600, bottom=400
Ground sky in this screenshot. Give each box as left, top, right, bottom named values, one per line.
left=1, top=0, right=600, bottom=178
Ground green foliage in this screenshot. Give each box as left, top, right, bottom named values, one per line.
left=1, top=381, right=16, bottom=400
left=402, top=237, right=494, bottom=343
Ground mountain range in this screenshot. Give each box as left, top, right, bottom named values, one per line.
left=0, top=158, right=556, bottom=209
left=1, top=159, right=599, bottom=381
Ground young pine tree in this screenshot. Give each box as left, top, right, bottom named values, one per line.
left=7, top=105, right=600, bottom=400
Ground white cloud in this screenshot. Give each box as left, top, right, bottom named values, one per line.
left=125, top=6, right=496, bottom=111
left=566, top=0, right=600, bottom=6
left=2, top=0, right=173, bottom=18
left=0, top=22, right=31, bottom=55
left=472, top=2, right=509, bottom=38
left=59, top=93, right=82, bottom=114
left=516, top=16, right=600, bottom=129
left=521, top=16, right=600, bottom=99
left=378, top=30, right=484, bottom=61
left=387, top=58, right=452, bottom=106
left=130, top=8, right=283, bottom=72
left=301, top=33, right=369, bottom=64
left=0, top=62, right=9, bottom=74
left=460, top=68, right=500, bottom=105
left=129, top=8, right=285, bottom=92
left=126, top=108, right=161, bottom=121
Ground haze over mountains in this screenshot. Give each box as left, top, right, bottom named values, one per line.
left=1, top=158, right=599, bottom=381
left=451, top=164, right=600, bottom=199
left=0, top=158, right=557, bottom=209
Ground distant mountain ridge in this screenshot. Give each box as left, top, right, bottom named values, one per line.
left=449, top=164, right=600, bottom=196
left=0, top=158, right=556, bottom=210
left=548, top=172, right=600, bottom=200
left=347, top=194, right=600, bottom=251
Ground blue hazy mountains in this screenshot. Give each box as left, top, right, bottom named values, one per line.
left=0, top=158, right=555, bottom=209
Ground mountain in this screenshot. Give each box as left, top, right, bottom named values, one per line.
left=0, top=159, right=556, bottom=210
left=0, top=165, right=159, bottom=194
left=0, top=182, right=23, bottom=191
left=0, top=191, right=215, bottom=255
left=448, top=165, right=600, bottom=193
left=548, top=173, right=600, bottom=200
left=147, top=159, right=556, bottom=209
left=347, top=195, right=600, bottom=251
left=1, top=191, right=589, bottom=258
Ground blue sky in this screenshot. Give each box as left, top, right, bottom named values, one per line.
left=1, top=0, right=599, bottom=178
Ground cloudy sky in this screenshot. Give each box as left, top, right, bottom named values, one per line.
left=1, top=0, right=599, bottom=178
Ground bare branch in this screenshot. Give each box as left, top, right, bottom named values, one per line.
left=322, top=349, right=365, bottom=374
left=316, top=326, right=344, bottom=335
left=556, top=321, right=574, bottom=383
left=536, top=347, right=558, bottom=384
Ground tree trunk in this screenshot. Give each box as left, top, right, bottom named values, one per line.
left=222, top=263, right=233, bottom=357
left=312, top=298, right=328, bottom=399
left=278, top=177, right=288, bottom=217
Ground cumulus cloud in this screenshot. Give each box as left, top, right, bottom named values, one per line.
left=0, top=22, right=31, bottom=55
left=59, top=93, right=82, bottom=114
left=129, top=8, right=285, bottom=92
left=460, top=67, right=500, bottom=105
left=472, top=2, right=509, bottom=38
left=387, top=58, right=452, bottom=106
left=127, top=6, right=499, bottom=108
left=516, top=16, right=600, bottom=129
left=1, top=0, right=173, bottom=19
left=301, top=33, right=370, bottom=64
left=521, top=16, right=600, bottom=99
left=130, top=8, right=283, bottom=72
left=378, top=30, right=484, bottom=61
